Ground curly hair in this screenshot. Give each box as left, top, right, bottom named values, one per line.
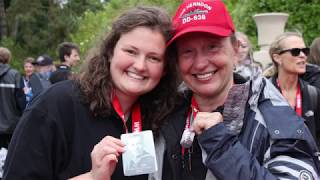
left=76, top=6, right=179, bottom=133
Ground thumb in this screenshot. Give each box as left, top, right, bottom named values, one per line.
left=192, top=120, right=205, bottom=135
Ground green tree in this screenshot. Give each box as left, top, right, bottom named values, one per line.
left=0, top=0, right=11, bottom=39
left=226, top=0, right=320, bottom=47
left=70, top=0, right=181, bottom=60
left=1, top=0, right=104, bottom=71
left=0, top=0, right=7, bottom=39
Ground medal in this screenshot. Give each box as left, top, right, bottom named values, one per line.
left=121, top=131, right=157, bottom=176
left=180, top=128, right=195, bottom=148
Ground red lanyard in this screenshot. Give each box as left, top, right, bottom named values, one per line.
left=182, top=96, right=199, bottom=156
left=185, top=96, right=199, bottom=129
left=296, top=85, right=302, bottom=116
left=277, top=79, right=302, bottom=116
left=112, top=93, right=142, bottom=133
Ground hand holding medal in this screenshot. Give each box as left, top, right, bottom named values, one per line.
left=192, top=112, right=223, bottom=135
left=180, top=112, right=223, bottom=148
left=180, top=96, right=224, bottom=149
left=180, top=96, right=224, bottom=172
left=90, top=136, right=125, bottom=180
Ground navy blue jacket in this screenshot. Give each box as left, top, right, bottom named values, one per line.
left=270, top=75, right=320, bottom=147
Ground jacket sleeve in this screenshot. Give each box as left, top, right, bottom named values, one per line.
left=198, top=123, right=319, bottom=180
left=315, top=88, right=320, bottom=143
left=309, top=73, right=320, bottom=90
left=15, top=75, right=26, bottom=112
left=3, top=100, right=65, bottom=180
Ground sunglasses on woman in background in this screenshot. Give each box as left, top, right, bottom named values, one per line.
left=278, top=48, right=310, bottom=56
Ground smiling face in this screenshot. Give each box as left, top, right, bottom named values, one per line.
left=176, top=32, right=238, bottom=99
left=24, top=62, right=34, bottom=77
left=110, top=26, right=166, bottom=100
left=273, top=36, right=307, bottom=75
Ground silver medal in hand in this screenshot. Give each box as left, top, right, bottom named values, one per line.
left=180, top=128, right=195, bottom=148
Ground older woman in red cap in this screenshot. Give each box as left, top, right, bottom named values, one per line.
left=153, top=0, right=320, bottom=180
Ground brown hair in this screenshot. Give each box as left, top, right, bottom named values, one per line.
left=58, top=42, right=80, bottom=62
left=0, top=47, right=12, bottom=64
left=308, top=37, right=320, bottom=65
left=235, top=31, right=252, bottom=58
left=76, top=6, right=179, bottom=132
left=23, top=57, right=34, bottom=65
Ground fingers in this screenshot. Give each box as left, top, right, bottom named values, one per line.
left=192, top=112, right=223, bottom=135
left=100, top=136, right=125, bottom=153
left=90, top=136, right=126, bottom=180
left=102, top=153, right=118, bottom=165
left=192, top=121, right=205, bottom=135
left=91, top=136, right=125, bottom=167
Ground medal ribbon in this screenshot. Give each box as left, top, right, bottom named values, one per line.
left=112, top=92, right=142, bottom=133
left=182, top=96, right=199, bottom=156
left=277, top=79, right=302, bottom=116
left=185, top=96, right=199, bottom=129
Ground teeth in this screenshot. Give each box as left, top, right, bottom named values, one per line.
left=127, top=72, right=144, bottom=80
left=195, top=72, right=213, bottom=80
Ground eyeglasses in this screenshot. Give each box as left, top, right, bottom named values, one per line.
left=278, top=48, right=310, bottom=56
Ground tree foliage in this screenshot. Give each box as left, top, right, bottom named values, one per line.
left=1, top=0, right=320, bottom=72
left=225, top=0, right=320, bottom=48
left=70, top=0, right=181, bottom=60
left=1, top=0, right=103, bottom=71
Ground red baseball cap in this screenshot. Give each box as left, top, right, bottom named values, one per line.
left=167, top=0, right=235, bottom=47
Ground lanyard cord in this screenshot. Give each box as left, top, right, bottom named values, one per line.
left=277, top=79, right=302, bottom=116
left=112, top=91, right=142, bottom=133
left=182, top=96, right=199, bottom=156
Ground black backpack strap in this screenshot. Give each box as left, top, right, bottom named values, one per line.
left=307, top=85, right=320, bottom=164
left=307, top=85, right=318, bottom=112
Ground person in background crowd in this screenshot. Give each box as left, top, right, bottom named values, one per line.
left=0, top=47, right=25, bottom=149
left=301, top=37, right=320, bottom=89
left=21, top=57, right=35, bottom=104
left=154, top=1, right=320, bottom=180
left=49, top=42, right=80, bottom=84
left=269, top=32, right=320, bottom=147
left=3, top=6, right=178, bottom=180
left=308, top=37, right=320, bottom=66
left=234, top=31, right=261, bottom=80
left=29, top=54, right=55, bottom=97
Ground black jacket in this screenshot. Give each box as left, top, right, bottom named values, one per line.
left=28, top=73, right=44, bottom=98
left=301, top=63, right=320, bottom=90
left=3, top=80, right=148, bottom=180
left=0, top=63, right=25, bottom=134
left=49, top=64, right=71, bottom=84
